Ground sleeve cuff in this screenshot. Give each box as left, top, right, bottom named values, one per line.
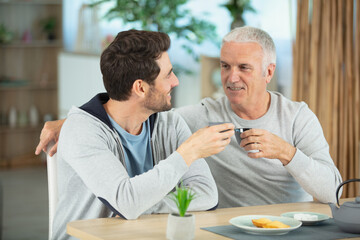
left=284, top=148, right=311, bottom=176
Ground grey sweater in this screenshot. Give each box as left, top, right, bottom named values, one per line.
left=176, top=91, right=342, bottom=208
left=52, top=94, right=218, bottom=240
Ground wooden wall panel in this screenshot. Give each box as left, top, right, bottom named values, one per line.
left=293, top=0, right=360, bottom=197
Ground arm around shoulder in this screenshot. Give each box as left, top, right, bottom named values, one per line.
left=35, top=118, right=66, bottom=156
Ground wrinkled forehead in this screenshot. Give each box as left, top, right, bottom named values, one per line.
left=220, top=42, right=264, bottom=61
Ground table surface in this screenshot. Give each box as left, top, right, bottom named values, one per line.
left=67, top=198, right=359, bottom=240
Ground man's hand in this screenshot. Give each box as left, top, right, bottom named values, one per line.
left=240, top=129, right=296, bottom=165
left=177, top=123, right=235, bottom=166
left=35, top=119, right=66, bottom=156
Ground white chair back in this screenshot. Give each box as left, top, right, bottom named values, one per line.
left=46, top=145, right=58, bottom=240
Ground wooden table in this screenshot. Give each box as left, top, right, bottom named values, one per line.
left=67, top=198, right=359, bottom=240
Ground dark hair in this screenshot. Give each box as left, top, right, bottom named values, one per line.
left=100, top=29, right=170, bottom=101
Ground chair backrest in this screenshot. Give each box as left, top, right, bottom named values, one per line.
left=0, top=179, right=3, bottom=240
left=46, top=145, right=58, bottom=240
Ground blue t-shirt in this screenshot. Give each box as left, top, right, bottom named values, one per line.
left=108, top=115, right=154, bottom=177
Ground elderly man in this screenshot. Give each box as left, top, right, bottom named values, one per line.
left=36, top=27, right=342, bottom=210
left=176, top=26, right=342, bottom=207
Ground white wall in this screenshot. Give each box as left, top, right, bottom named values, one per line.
left=58, top=52, right=105, bottom=119
left=59, top=0, right=295, bottom=114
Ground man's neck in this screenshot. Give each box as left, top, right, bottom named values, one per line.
left=231, top=91, right=271, bottom=120
left=103, top=98, right=150, bottom=135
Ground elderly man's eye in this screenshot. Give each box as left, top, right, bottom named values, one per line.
left=240, top=65, right=251, bottom=71
left=221, top=64, right=229, bottom=69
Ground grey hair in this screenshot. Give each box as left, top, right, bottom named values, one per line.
left=222, top=26, right=276, bottom=70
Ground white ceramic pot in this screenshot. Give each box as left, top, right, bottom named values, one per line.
left=166, top=213, right=195, bottom=240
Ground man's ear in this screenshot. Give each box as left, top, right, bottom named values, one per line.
left=132, top=79, right=149, bottom=98
left=265, top=63, right=276, bottom=84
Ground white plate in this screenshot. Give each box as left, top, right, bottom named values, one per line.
left=229, top=215, right=302, bottom=235
left=281, top=211, right=330, bottom=225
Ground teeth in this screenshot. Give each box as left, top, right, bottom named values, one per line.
left=228, top=87, right=244, bottom=91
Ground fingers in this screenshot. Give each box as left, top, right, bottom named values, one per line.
left=206, top=137, right=231, bottom=157
left=243, top=142, right=261, bottom=153
left=247, top=151, right=264, bottom=158
left=48, top=142, right=58, bottom=157
left=35, top=143, right=45, bottom=155
left=209, top=123, right=235, bottom=141
left=240, top=128, right=263, bottom=139
left=35, top=131, right=50, bottom=155
left=239, top=129, right=265, bottom=158
left=35, top=120, right=62, bottom=155
left=240, top=129, right=294, bottom=163
left=240, top=136, right=261, bottom=148
left=209, top=123, right=235, bottom=132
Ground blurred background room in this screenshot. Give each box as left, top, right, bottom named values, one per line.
left=0, top=0, right=359, bottom=239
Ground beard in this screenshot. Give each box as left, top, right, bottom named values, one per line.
left=144, top=85, right=172, bottom=112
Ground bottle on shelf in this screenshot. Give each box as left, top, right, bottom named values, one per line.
left=8, top=106, right=17, bottom=128
left=29, top=105, right=39, bottom=127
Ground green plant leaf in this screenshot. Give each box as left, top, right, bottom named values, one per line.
left=168, top=182, right=196, bottom=217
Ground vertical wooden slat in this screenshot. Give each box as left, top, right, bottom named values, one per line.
left=296, top=0, right=310, bottom=101
left=355, top=0, right=360, bottom=196
left=345, top=0, right=354, bottom=196
left=319, top=0, right=332, bottom=143
left=292, top=0, right=302, bottom=101
left=308, top=0, right=321, bottom=113
left=338, top=0, right=348, bottom=197
left=331, top=0, right=339, bottom=166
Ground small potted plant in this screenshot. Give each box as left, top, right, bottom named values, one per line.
left=40, top=17, right=56, bottom=41
left=166, top=183, right=196, bottom=240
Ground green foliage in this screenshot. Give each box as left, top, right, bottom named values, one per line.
left=89, top=0, right=218, bottom=61
left=40, top=17, right=56, bottom=34
left=169, top=183, right=196, bottom=217
left=222, top=0, right=256, bottom=22
left=0, top=23, right=13, bottom=44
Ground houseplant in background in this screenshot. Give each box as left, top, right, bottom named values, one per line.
left=0, top=23, right=13, bottom=44
left=167, top=183, right=196, bottom=240
left=40, top=17, right=57, bottom=41
left=222, top=0, right=256, bottom=29
left=89, top=0, right=218, bottom=62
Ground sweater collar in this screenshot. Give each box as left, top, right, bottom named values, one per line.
left=80, top=93, right=157, bottom=134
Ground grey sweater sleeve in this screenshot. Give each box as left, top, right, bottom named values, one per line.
left=59, top=109, right=217, bottom=220
left=59, top=113, right=189, bottom=220
left=285, top=104, right=342, bottom=203
left=143, top=111, right=218, bottom=214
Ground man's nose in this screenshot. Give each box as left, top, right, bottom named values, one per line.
left=172, top=73, right=179, bottom=87
left=228, top=69, right=240, bottom=83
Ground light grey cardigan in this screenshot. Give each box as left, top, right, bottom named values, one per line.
left=52, top=93, right=217, bottom=240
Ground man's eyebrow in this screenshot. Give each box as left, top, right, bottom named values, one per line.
left=240, top=63, right=252, bottom=68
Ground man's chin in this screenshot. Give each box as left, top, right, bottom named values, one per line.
left=162, top=104, right=172, bottom=112
left=227, top=94, right=245, bottom=105
left=149, top=103, right=172, bottom=113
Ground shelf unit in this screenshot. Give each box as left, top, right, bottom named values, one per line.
left=0, top=0, right=62, bottom=168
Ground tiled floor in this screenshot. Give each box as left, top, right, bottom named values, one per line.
left=0, top=166, right=48, bottom=240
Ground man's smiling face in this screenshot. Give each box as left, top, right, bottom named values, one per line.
left=220, top=41, right=268, bottom=108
